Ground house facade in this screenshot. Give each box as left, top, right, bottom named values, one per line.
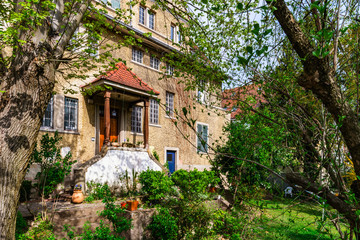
left=38, top=0, right=229, bottom=174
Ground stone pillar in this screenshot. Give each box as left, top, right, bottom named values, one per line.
left=104, top=91, right=111, bottom=146
left=143, top=99, right=149, bottom=149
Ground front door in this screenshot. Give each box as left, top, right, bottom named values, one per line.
left=99, top=116, right=118, bottom=151
left=166, top=151, right=176, bottom=174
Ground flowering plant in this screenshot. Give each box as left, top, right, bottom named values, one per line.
left=74, top=184, right=82, bottom=190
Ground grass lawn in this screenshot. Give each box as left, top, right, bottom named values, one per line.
left=247, top=197, right=349, bottom=240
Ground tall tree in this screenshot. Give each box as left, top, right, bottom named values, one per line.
left=0, top=0, right=137, bottom=237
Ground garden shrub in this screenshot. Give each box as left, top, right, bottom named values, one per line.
left=147, top=208, right=178, bottom=240
left=18, top=215, right=56, bottom=240
left=212, top=209, right=244, bottom=239
left=85, top=181, right=112, bottom=202
left=63, top=195, right=131, bottom=239
left=15, top=212, right=28, bottom=239
left=31, top=132, right=75, bottom=198
left=171, top=169, right=219, bottom=201
left=139, top=170, right=176, bottom=204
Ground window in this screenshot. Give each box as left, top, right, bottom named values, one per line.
left=148, top=11, right=155, bottom=29
left=150, top=99, right=159, bottom=124
left=178, top=29, right=181, bottom=43
left=64, top=97, right=78, bottom=131
left=170, top=25, right=175, bottom=41
left=88, top=33, right=99, bottom=57
left=197, top=123, right=208, bottom=152
left=132, top=48, right=143, bottom=63
left=131, top=106, right=142, bottom=133
left=166, top=63, right=174, bottom=75
left=166, top=92, right=174, bottom=117
left=150, top=56, right=160, bottom=70
left=111, top=0, right=120, bottom=9
left=139, top=6, right=145, bottom=25
left=197, top=80, right=206, bottom=103
left=41, top=97, right=53, bottom=128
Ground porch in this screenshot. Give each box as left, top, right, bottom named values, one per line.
left=82, top=62, right=160, bottom=152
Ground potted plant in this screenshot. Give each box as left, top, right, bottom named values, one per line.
left=72, top=184, right=84, bottom=204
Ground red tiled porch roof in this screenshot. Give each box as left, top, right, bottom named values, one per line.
left=86, top=62, right=159, bottom=95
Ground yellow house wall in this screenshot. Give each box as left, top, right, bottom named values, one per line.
left=38, top=1, right=230, bottom=169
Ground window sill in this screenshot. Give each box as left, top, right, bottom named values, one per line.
left=131, top=60, right=163, bottom=74
left=165, top=115, right=176, bottom=120
left=138, top=23, right=167, bottom=39
left=130, top=132, right=143, bottom=136
left=40, top=128, right=80, bottom=135
left=149, top=124, right=161, bottom=128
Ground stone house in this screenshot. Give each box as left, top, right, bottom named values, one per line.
left=34, top=0, right=229, bottom=186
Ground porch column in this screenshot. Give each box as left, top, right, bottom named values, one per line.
left=143, top=98, right=149, bottom=149
left=104, top=91, right=111, bottom=146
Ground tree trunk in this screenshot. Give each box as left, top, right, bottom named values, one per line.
left=0, top=44, right=55, bottom=239
left=266, top=0, right=360, bottom=236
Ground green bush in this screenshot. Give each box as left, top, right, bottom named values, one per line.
left=31, top=132, right=75, bottom=198
left=171, top=169, right=219, bottom=201
left=15, top=212, right=28, bottom=239
left=85, top=181, right=112, bottom=202
left=63, top=195, right=131, bottom=240
left=147, top=208, right=178, bottom=240
left=212, top=209, right=244, bottom=239
left=139, top=170, right=176, bottom=203
left=17, top=215, right=56, bottom=240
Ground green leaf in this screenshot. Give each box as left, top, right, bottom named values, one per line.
left=236, top=3, right=243, bottom=11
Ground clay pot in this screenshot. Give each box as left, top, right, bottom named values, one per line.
left=126, top=200, right=139, bottom=211
left=72, top=190, right=84, bottom=204
left=208, top=187, right=216, bottom=193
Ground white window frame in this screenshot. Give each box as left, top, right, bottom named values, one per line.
left=197, top=80, right=207, bottom=104
left=41, top=96, right=54, bottom=129
left=131, top=106, right=142, bottom=133
left=64, top=97, right=78, bottom=131
left=150, top=99, right=159, bottom=125
left=132, top=48, right=143, bottom=63
left=170, top=25, right=175, bottom=41
left=150, top=56, right=160, bottom=70
left=166, top=63, right=174, bottom=76
left=196, top=122, right=209, bottom=153
left=148, top=11, right=155, bottom=30
left=139, top=6, right=145, bottom=25
left=166, top=92, right=174, bottom=117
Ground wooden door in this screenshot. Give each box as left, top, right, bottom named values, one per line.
left=100, top=116, right=118, bottom=151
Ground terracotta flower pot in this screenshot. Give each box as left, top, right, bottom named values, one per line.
left=208, top=187, right=216, bottom=193
left=72, top=190, right=84, bottom=204
left=126, top=200, right=139, bottom=211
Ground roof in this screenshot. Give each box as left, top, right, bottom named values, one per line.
left=86, top=62, right=160, bottom=95
left=222, top=84, right=265, bottom=119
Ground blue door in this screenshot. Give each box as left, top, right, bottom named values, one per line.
left=166, top=151, right=176, bottom=174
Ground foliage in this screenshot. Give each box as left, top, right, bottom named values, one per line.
left=63, top=195, right=131, bottom=239
left=19, top=180, right=32, bottom=203
left=147, top=208, right=178, bottom=240
left=211, top=209, right=245, bottom=239
left=212, top=114, right=294, bottom=189
left=152, top=150, right=160, bottom=161
left=171, top=169, right=219, bottom=201
left=15, top=212, right=28, bottom=239
left=100, top=195, right=132, bottom=235
left=17, top=215, right=56, bottom=240
left=85, top=181, right=112, bottom=202
left=31, top=132, right=75, bottom=198
left=139, top=170, right=176, bottom=204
